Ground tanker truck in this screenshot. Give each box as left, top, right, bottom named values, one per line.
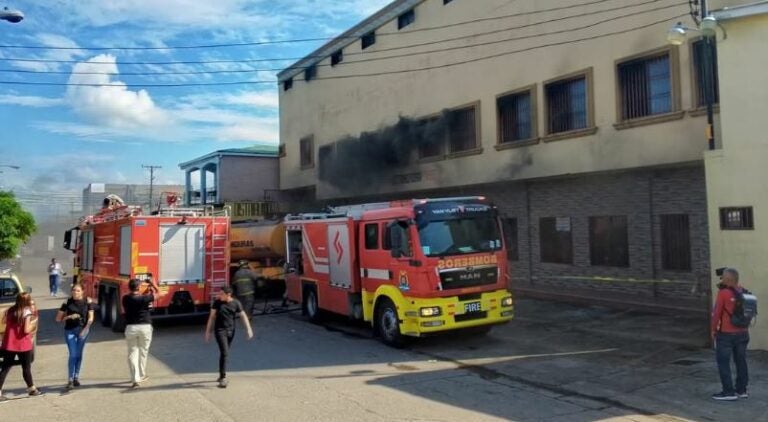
left=229, top=219, right=287, bottom=297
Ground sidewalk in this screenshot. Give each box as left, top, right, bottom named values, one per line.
left=413, top=298, right=766, bottom=422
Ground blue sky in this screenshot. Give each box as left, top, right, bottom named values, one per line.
left=0, top=0, right=390, bottom=213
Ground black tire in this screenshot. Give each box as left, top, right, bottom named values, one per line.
left=303, top=287, right=322, bottom=323
left=376, top=298, right=407, bottom=348
left=99, top=287, right=112, bottom=327
left=110, top=290, right=126, bottom=333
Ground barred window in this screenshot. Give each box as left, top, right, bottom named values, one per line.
left=498, top=90, right=533, bottom=143
left=720, top=207, right=754, bottom=230
left=692, top=39, right=720, bottom=107
left=546, top=76, right=587, bottom=134
left=661, top=214, right=691, bottom=271
left=618, top=53, right=672, bottom=120
left=300, top=136, right=314, bottom=169
left=589, top=216, right=629, bottom=267
left=448, top=106, right=477, bottom=153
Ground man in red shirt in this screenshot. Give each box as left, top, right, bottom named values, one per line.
left=711, top=267, right=750, bottom=401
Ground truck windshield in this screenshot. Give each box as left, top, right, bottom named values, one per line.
left=417, top=217, right=502, bottom=257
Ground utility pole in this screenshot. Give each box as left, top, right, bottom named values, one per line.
left=142, top=164, right=162, bottom=210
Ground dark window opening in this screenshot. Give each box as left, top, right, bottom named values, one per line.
left=365, top=224, right=379, bottom=250
left=448, top=106, right=477, bottom=153
left=589, top=216, right=629, bottom=267
left=540, top=217, right=573, bottom=264
left=692, top=39, right=720, bottom=107
left=502, top=218, right=519, bottom=261
left=618, top=53, right=672, bottom=120
left=300, top=136, right=314, bottom=169
left=398, top=9, right=415, bottom=30
left=331, top=50, right=343, bottom=66
left=318, top=144, right=333, bottom=180
left=361, top=31, right=376, bottom=49
left=546, top=76, right=587, bottom=134
left=720, top=207, right=754, bottom=230
left=304, top=65, right=317, bottom=82
left=498, top=91, right=533, bottom=143
left=661, top=214, right=691, bottom=271
left=444, top=0, right=454, bottom=4
left=283, top=78, right=293, bottom=91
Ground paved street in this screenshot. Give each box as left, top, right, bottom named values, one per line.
left=2, top=259, right=766, bottom=421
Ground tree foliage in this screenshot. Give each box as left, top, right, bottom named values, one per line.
left=0, top=191, right=36, bottom=261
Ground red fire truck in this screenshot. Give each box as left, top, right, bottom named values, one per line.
left=284, top=197, right=514, bottom=347
left=63, top=203, right=230, bottom=332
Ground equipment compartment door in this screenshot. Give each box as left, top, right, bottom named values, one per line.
left=159, top=225, right=205, bottom=284
left=327, top=223, right=352, bottom=289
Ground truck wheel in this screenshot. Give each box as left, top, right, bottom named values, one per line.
left=99, top=288, right=112, bottom=327
left=304, top=288, right=322, bottom=323
left=110, top=290, right=126, bottom=333
left=376, top=299, right=407, bottom=348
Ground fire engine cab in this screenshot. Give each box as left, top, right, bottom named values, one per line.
left=63, top=200, right=230, bottom=332
left=284, top=197, right=514, bottom=347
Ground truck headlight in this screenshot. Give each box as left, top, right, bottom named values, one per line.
left=419, top=306, right=442, bottom=317
left=501, top=297, right=513, bottom=307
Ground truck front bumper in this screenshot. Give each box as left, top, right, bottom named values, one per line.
left=398, top=289, right=514, bottom=337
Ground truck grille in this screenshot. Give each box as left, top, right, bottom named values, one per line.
left=440, top=266, right=498, bottom=290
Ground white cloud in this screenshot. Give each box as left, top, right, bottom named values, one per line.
left=0, top=94, right=64, bottom=107
left=66, top=54, right=169, bottom=128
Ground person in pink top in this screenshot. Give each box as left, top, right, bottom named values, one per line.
left=0, top=292, right=42, bottom=401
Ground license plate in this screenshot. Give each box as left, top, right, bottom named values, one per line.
left=464, top=301, right=482, bottom=313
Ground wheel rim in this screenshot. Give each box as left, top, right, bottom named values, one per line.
left=381, top=308, right=398, bottom=340
left=307, top=292, right=317, bottom=317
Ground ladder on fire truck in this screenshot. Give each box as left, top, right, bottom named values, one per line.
left=208, top=213, right=230, bottom=302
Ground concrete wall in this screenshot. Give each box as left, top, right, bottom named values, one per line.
left=706, top=13, right=768, bottom=350
left=279, top=0, right=746, bottom=199
left=218, top=156, right=279, bottom=203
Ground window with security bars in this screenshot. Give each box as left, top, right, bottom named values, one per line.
left=300, top=136, right=314, bottom=169
left=448, top=106, right=477, bottom=153
left=720, top=207, right=754, bottom=230
left=546, top=76, right=587, bottom=134
left=502, top=218, right=519, bottom=261
left=589, top=216, right=629, bottom=267
left=498, top=91, right=533, bottom=143
left=540, top=217, right=573, bottom=264
left=692, top=39, right=720, bottom=107
left=660, top=214, right=691, bottom=271
left=618, top=53, right=672, bottom=120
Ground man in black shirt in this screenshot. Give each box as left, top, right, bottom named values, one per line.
left=205, top=286, right=253, bottom=388
left=123, top=277, right=159, bottom=388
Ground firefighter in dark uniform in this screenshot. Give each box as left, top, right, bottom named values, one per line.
left=231, top=260, right=257, bottom=318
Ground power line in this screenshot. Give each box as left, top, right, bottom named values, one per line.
left=0, top=0, right=682, bottom=71
left=0, top=0, right=679, bottom=77
left=0, top=0, right=635, bottom=51
left=0, top=9, right=688, bottom=88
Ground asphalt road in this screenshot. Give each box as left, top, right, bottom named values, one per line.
left=2, top=257, right=765, bottom=421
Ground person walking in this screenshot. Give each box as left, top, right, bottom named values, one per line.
left=48, top=258, right=65, bottom=297
left=204, top=286, right=253, bottom=388
left=231, top=260, right=257, bottom=318
left=0, top=293, right=42, bottom=401
left=55, top=283, right=95, bottom=390
left=711, top=267, right=751, bottom=401
left=123, top=277, right=159, bottom=389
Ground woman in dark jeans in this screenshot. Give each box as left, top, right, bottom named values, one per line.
left=0, top=292, right=42, bottom=401
left=56, top=283, right=95, bottom=390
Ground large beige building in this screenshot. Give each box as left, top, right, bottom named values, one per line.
left=278, top=0, right=753, bottom=336
left=707, top=1, right=768, bottom=349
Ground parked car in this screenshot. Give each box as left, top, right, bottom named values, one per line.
left=0, top=271, right=33, bottom=364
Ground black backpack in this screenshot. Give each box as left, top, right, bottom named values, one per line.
left=728, top=287, right=758, bottom=328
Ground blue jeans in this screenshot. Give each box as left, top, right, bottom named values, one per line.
left=49, top=274, right=60, bottom=295
left=65, top=328, right=89, bottom=381
left=715, top=332, right=749, bottom=394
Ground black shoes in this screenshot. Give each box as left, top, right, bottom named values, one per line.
left=712, top=392, right=738, bottom=401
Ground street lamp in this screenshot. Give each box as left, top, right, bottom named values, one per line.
left=667, top=3, right=725, bottom=151
left=0, top=6, right=23, bottom=23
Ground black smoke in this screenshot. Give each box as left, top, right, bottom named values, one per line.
left=319, top=111, right=455, bottom=191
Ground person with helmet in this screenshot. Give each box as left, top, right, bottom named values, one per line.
left=231, top=260, right=257, bottom=318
